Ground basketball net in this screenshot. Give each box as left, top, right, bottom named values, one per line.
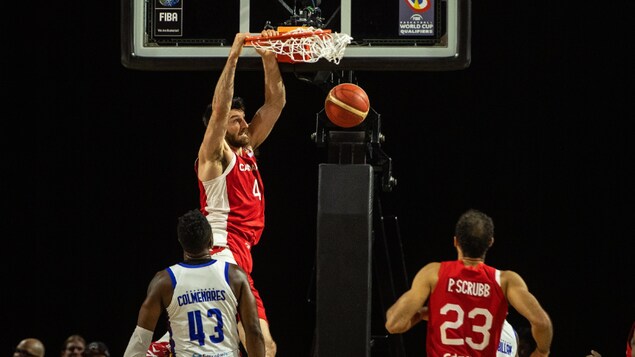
left=245, top=27, right=352, bottom=64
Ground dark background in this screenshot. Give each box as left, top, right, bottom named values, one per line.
left=5, top=1, right=633, bottom=356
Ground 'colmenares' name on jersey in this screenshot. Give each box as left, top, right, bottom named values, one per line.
left=176, top=288, right=227, bottom=306
left=447, top=278, right=491, bottom=297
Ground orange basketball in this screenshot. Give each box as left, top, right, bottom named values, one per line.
left=324, top=83, right=370, bottom=128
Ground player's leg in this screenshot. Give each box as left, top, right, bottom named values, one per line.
left=227, top=243, right=275, bottom=354
left=259, top=318, right=277, bottom=357
left=243, top=273, right=276, bottom=356
left=237, top=322, right=247, bottom=353
left=237, top=319, right=277, bottom=357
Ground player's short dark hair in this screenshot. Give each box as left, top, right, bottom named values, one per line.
left=202, top=96, right=247, bottom=127
left=177, top=210, right=212, bottom=253
left=455, top=209, right=494, bottom=258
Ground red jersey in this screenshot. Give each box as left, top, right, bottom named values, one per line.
left=427, top=260, right=508, bottom=357
left=196, top=149, right=264, bottom=273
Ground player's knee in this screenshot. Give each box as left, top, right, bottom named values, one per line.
left=265, top=337, right=277, bottom=357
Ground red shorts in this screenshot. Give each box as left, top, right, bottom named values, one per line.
left=146, top=341, right=171, bottom=357
left=210, top=243, right=268, bottom=322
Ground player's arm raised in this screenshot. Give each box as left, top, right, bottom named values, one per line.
left=198, top=33, right=247, bottom=181
left=246, top=29, right=286, bottom=150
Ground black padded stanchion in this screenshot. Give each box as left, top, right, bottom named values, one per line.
left=315, top=163, right=373, bottom=357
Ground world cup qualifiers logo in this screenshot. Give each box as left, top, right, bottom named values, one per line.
left=404, top=0, right=431, bottom=12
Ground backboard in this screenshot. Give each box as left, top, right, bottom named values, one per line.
left=121, top=0, right=471, bottom=72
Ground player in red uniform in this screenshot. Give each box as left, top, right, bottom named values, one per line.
left=195, top=29, right=285, bottom=357
left=146, top=29, right=284, bottom=357
left=385, top=209, right=553, bottom=357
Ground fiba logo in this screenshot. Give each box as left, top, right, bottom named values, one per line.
left=404, top=0, right=431, bottom=12
left=158, top=0, right=180, bottom=7
left=410, top=14, right=424, bottom=21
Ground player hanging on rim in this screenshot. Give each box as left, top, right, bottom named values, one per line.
left=146, top=29, right=285, bottom=357
left=195, top=29, right=285, bottom=357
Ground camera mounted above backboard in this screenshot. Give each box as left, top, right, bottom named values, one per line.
left=281, top=0, right=326, bottom=28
